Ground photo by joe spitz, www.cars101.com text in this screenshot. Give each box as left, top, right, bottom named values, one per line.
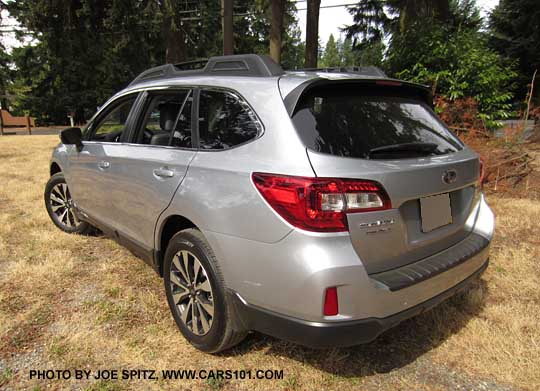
left=44, top=54, right=494, bottom=353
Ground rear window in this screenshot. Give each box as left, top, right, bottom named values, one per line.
left=291, top=85, right=462, bottom=159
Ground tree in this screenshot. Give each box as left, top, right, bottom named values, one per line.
left=393, top=26, right=517, bottom=128
left=320, top=34, right=341, bottom=67
left=489, top=0, right=540, bottom=100
left=342, top=0, right=514, bottom=128
left=222, top=0, right=234, bottom=55
left=270, top=0, right=284, bottom=63
left=305, top=0, right=320, bottom=68
left=4, top=0, right=305, bottom=123
left=0, top=1, right=9, bottom=110
left=233, top=0, right=304, bottom=68
left=343, top=0, right=479, bottom=55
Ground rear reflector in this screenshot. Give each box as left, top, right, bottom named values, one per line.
left=252, top=173, right=391, bottom=232
left=323, top=287, right=339, bottom=316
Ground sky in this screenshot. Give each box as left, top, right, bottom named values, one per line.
left=1, top=1, right=501, bottom=52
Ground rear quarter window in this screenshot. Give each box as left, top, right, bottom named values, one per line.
left=291, top=85, right=463, bottom=159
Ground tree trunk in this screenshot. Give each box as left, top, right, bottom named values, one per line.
left=164, top=15, right=186, bottom=64
left=270, top=0, right=284, bottom=64
left=222, top=0, right=234, bottom=55
left=304, top=0, right=320, bottom=68
left=433, top=0, right=450, bottom=22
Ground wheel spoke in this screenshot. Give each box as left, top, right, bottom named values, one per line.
left=198, top=298, right=214, bottom=317
left=172, top=289, right=190, bottom=305
left=191, top=299, right=198, bottom=334
left=64, top=211, right=72, bottom=227
left=181, top=297, right=193, bottom=325
left=173, top=254, right=189, bottom=284
left=61, top=183, right=69, bottom=201
left=50, top=193, right=64, bottom=204
left=193, top=261, right=201, bottom=283
left=51, top=204, right=64, bottom=212
left=197, top=302, right=210, bottom=333
left=170, top=272, right=189, bottom=291
left=196, top=279, right=211, bottom=293
left=59, top=209, right=69, bottom=225
left=182, top=251, right=191, bottom=283
left=52, top=186, right=65, bottom=201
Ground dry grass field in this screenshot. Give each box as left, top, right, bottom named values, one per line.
left=1, top=135, right=539, bottom=391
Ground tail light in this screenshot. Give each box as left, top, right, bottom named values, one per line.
left=252, top=173, right=391, bottom=232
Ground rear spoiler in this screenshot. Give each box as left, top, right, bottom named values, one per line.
left=282, top=78, right=433, bottom=117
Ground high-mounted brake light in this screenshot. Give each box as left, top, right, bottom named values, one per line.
left=375, top=80, right=402, bottom=87
left=252, top=173, right=391, bottom=232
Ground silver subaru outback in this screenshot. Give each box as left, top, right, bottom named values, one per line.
left=45, top=54, right=494, bottom=353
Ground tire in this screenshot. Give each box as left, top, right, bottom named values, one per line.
left=44, top=172, right=93, bottom=235
left=164, top=229, right=247, bottom=353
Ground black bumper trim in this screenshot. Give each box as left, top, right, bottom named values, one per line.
left=230, top=259, right=488, bottom=348
left=370, top=233, right=490, bottom=291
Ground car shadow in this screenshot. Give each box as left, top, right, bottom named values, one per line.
left=223, top=278, right=488, bottom=377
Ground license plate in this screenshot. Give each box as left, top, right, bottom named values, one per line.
left=420, top=193, right=452, bottom=232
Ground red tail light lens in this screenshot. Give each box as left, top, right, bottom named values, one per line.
left=252, top=173, right=391, bottom=232
left=323, top=287, right=339, bottom=316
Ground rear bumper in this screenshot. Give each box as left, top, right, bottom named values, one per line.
left=205, top=195, right=494, bottom=323
left=231, top=259, right=488, bottom=348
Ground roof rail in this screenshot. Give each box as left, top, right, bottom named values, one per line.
left=128, top=54, right=284, bottom=86
left=293, top=66, right=387, bottom=78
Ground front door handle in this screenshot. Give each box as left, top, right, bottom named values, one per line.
left=153, top=167, right=175, bottom=178
left=98, top=160, right=110, bottom=169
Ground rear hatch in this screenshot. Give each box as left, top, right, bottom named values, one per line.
left=289, top=80, right=480, bottom=274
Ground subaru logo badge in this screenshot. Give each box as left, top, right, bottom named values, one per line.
left=442, top=169, right=457, bottom=184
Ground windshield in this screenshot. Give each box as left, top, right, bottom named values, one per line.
left=291, top=85, right=463, bottom=159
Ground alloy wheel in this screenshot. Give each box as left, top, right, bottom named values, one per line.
left=170, top=250, right=215, bottom=335
left=49, top=182, right=81, bottom=228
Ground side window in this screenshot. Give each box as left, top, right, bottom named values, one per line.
left=89, top=97, right=137, bottom=142
left=198, top=90, right=261, bottom=150
left=136, top=90, right=192, bottom=148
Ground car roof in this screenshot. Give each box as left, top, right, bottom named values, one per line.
left=105, top=54, right=430, bottom=118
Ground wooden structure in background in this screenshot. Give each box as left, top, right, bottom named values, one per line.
left=0, top=110, right=35, bottom=135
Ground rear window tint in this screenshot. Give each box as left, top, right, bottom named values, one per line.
left=291, top=86, right=462, bottom=159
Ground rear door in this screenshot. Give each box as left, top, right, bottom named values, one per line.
left=291, top=82, right=480, bottom=273
left=100, top=88, right=197, bottom=251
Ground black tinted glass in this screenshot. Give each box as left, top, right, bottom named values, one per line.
left=198, top=90, right=261, bottom=150
left=90, top=97, right=136, bottom=142
left=292, top=86, right=462, bottom=159
left=138, top=91, right=192, bottom=147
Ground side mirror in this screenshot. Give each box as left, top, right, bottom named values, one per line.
left=60, top=127, right=83, bottom=151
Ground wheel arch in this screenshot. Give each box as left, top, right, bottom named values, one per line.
left=156, top=214, right=198, bottom=276
left=50, top=162, right=62, bottom=176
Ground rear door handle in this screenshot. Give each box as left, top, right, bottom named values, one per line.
left=153, top=167, right=175, bottom=178
left=98, top=160, right=110, bottom=169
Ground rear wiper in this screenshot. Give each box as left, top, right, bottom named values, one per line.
left=368, top=142, right=439, bottom=159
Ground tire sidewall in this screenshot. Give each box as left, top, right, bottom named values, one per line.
left=164, top=231, right=227, bottom=352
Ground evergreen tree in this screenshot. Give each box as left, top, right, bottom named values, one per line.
left=320, top=34, right=341, bottom=67
left=4, top=0, right=305, bottom=123
left=489, top=0, right=540, bottom=100
left=343, top=0, right=516, bottom=127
